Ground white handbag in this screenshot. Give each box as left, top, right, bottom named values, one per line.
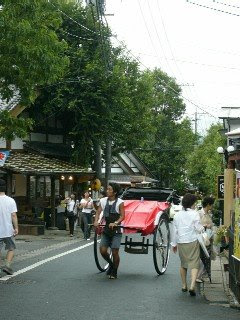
left=197, top=232, right=210, bottom=258
left=202, top=231, right=210, bottom=246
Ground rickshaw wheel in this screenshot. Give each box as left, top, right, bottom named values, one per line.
left=153, top=213, right=170, bottom=275
left=94, top=229, right=112, bottom=272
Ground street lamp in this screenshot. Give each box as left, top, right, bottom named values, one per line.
left=217, top=145, right=235, bottom=165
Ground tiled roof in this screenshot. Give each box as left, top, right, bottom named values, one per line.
left=219, top=108, right=240, bottom=119
left=109, top=174, right=158, bottom=184
left=24, top=142, right=72, bottom=159
left=226, top=128, right=240, bottom=136
left=3, top=151, right=93, bottom=175
left=0, top=92, right=20, bottom=112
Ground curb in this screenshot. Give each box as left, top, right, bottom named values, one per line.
left=201, top=255, right=231, bottom=307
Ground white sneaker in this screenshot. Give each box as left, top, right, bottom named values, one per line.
left=87, top=238, right=91, bottom=241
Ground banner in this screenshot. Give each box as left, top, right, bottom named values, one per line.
left=0, top=151, right=9, bottom=167
left=234, top=172, right=240, bottom=259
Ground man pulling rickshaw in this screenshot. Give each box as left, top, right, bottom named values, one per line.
left=94, top=183, right=125, bottom=279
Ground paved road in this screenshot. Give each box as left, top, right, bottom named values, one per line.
left=0, top=238, right=239, bottom=320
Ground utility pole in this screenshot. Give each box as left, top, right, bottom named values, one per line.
left=194, top=110, right=198, bottom=135
left=90, top=0, right=112, bottom=189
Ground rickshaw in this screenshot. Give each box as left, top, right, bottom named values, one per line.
left=94, top=187, right=180, bottom=275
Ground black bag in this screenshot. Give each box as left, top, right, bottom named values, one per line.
left=103, top=212, right=120, bottom=237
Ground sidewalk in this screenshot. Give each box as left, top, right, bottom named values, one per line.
left=202, top=254, right=240, bottom=309
left=201, top=256, right=230, bottom=307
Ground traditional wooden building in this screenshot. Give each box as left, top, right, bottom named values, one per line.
left=106, top=151, right=157, bottom=188
left=0, top=97, right=95, bottom=231
left=219, top=107, right=240, bottom=304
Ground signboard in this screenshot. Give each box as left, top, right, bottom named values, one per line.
left=217, top=175, right=224, bottom=199
left=234, top=172, right=240, bottom=259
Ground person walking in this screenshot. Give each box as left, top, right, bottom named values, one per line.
left=94, top=183, right=125, bottom=279
left=197, top=196, right=215, bottom=282
left=171, top=193, right=204, bottom=296
left=64, top=194, right=76, bottom=237
left=80, top=191, right=94, bottom=240
left=0, top=179, right=18, bottom=275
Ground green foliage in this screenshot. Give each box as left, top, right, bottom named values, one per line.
left=0, top=111, right=33, bottom=140
left=0, top=0, right=69, bottom=103
left=138, top=69, right=195, bottom=192
left=186, top=124, right=226, bottom=195
left=33, top=1, right=153, bottom=166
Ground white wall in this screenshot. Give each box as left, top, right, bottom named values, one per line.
left=30, top=133, right=46, bottom=142
left=0, top=139, right=6, bottom=148
left=48, top=134, right=63, bottom=144
left=11, top=137, right=24, bottom=149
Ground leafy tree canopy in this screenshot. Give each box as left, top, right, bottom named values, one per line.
left=186, top=124, right=226, bottom=195
left=0, top=0, right=69, bottom=103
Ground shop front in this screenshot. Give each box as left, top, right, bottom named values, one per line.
left=2, top=151, right=95, bottom=232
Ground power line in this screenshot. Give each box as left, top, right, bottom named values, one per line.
left=61, top=30, right=95, bottom=41
left=136, top=52, right=240, bottom=72
left=111, top=34, right=218, bottom=119
left=50, top=0, right=219, bottom=119
left=145, top=1, right=177, bottom=78
left=49, top=0, right=100, bottom=35
left=211, top=0, right=240, bottom=10
left=186, top=0, right=240, bottom=17
left=154, top=0, right=196, bottom=106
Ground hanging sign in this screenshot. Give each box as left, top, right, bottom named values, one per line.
left=234, top=172, right=240, bottom=259
left=0, top=151, right=10, bottom=167
left=217, top=175, right=224, bottom=200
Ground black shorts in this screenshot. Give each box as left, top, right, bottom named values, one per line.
left=0, top=237, right=16, bottom=251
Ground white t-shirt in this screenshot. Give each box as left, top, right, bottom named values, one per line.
left=66, top=200, right=76, bottom=213
left=0, top=195, right=17, bottom=238
left=80, top=198, right=93, bottom=213
left=100, top=197, right=124, bottom=214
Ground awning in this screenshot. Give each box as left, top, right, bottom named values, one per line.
left=2, top=151, right=94, bottom=176
left=108, top=174, right=158, bottom=185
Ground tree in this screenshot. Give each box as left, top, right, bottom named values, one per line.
left=0, top=110, right=33, bottom=140
left=32, top=1, right=153, bottom=173
left=138, top=69, right=195, bottom=192
left=0, top=0, right=69, bottom=103
left=186, top=124, right=226, bottom=195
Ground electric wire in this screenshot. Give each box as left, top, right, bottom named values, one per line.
left=211, top=0, right=240, bottom=10
left=135, top=52, right=240, bottom=72
left=155, top=0, right=205, bottom=115
left=186, top=0, right=240, bottom=17
left=145, top=0, right=177, bottom=78
left=61, top=30, right=95, bottom=41
left=49, top=0, right=100, bottom=34
left=50, top=0, right=219, bottom=119
left=111, top=34, right=217, bottom=119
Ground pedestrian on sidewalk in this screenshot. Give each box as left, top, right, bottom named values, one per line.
left=94, top=183, right=125, bottom=279
left=64, top=194, right=77, bottom=237
left=197, top=196, right=215, bottom=283
left=171, top=193, right=204, bottom=296
left=0, top=179, right=18, bottom=275
left=80, top=191, right=94, bottom=240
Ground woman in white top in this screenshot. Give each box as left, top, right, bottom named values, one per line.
left=64, top=194, right=76, bottom=237
left=80, top=191, right=94, bottom=240
left=197, top=196, right=215, bottom=282
left=171, top=193, right=204, bottom=296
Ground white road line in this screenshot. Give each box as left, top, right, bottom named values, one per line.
left=0, top=241, right=94, bottom=281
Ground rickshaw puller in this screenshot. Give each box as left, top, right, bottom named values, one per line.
left=94, top=183, right=125, bottom=279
